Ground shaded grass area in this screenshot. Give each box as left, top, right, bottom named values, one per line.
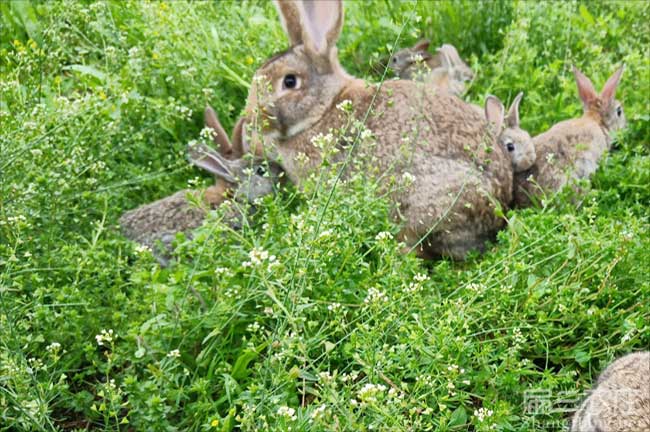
left=1, top=1, right=649, bottom=430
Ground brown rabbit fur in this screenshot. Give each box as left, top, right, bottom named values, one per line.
left=241, top=0, right=512, bottom=260
left=571, top=351, right=650, bottom=432
left=390, top=40, right=474, bottom=96
left=514, top=66, right=625, bottom=207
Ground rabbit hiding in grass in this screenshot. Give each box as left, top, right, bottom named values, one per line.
left=119, top=109, right=283, bottom=266
left=241, top=0, right=513, bottom=260
left=389, top=40, right=474, bottom=96
left=514, top=66, right=625, bottom=207
left=571, top=351, right=650, bottom=432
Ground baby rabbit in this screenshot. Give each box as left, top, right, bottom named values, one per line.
left=120, top=109, right=283, bottom=266
left=389, top=40, right=474, bottom=96
left=571, top=351, right=650, bottom=432
left=514, top=66, right=625, bottom=207
left=243, top=0, right=513, bottom=260
left=484, top=92, right=535, bottom=206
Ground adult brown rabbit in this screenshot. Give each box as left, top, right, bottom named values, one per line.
left=241, top=0, right=513, bottom=260
left=514, top=66, right=625, bottom=207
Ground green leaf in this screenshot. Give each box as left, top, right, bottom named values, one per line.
left=579, top=4, right=595, bottom=26
left=62, top=65, right=107, bottom=83
left=231, top=349, right=258, bottom=380
left=574, top=350, right=591, bottom=366
left=448, top=406, right=468, bottom=428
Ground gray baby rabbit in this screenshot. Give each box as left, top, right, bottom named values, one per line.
left=571, top=351, right=650, bottom=432
left=484, top=93, right=535, bottom=172
left=514, top=65, right=625, bottom=207
left=389, top=40, right=474, bottom=96
left=119, top=109, right=283, bottom=266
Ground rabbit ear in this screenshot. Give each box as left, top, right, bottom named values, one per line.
left=187, top=142, right=238, bottom=184
left=204, top=105, right=233, bottom=157
left=438, top=48, right=453, bottom=69
left=573, top=65, right=598, bottom=109
left=299, top=0, right=344, bottom=58
left=505, top=92, right=523, bottom=128
left=230, top=117, right=246, bottom=159
left=274, top=0, right=304, bottom=46
left=412, top=39, right=430, bottom=52
left=600, top=65, right=624, bottom=106
left=485, top=95, right=505, bottom=134
left=440, top=44, right=461, bottom=64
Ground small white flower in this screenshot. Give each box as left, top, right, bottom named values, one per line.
left=375, top=231, right=393, bottom=241
left=46, top=342, right=61, bottom=353
left=336, top=99, right=352, bottom=112
left=167, top=349, right=181, bottom=358
left=277, top=405, right=297, bottom=421
left=327, top=302, right=342, bottom=311
left=364, top=287, right=388, bottom=304
left=360, top=128, right=373, bottom=141
left=310, top=403, right=327, bottom=420
left=474, top=407, right=494, bottom=422
left=134, top=244, right=151, bottom=254
left=402, top=172, right=416, bottom=184
left=95, top=329, right=115, bottom=346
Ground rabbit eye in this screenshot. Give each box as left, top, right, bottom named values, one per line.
left=616, top=106, right=622, bottom=117
left=255, top=165, right=267, bottom=176
left=506, top=142, right=515, bottom=152
left=283, top=74, right=298, bottom=89
left=392, top=57, right=397, bottom=63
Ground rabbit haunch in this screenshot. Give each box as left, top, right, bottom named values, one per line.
left=571, top=352, right=650, bottom=432
left=243, top=0, right=513, bottom=259
left=514, top=66, right=625, bottom=206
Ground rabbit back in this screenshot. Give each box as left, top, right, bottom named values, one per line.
left=571, top=352, right=650, bottom=432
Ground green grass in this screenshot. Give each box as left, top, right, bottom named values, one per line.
left=1, top=0, right=649, bottom=430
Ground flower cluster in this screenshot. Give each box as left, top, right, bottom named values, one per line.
left=364, top=287, right=388, bottom=304
left=242, top=248, right=277, bottom=269
left=356, top=382, right=387, bottom=405
left=95, top=329, right=115, bottom=346
left=276, top=406, right=297, bottom=421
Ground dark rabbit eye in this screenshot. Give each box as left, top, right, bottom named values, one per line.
left=616, top=106, right=622, bottom=117
left=506, top=142, right=515, bottom=152
left=283, top=74, right=297, bottom=89
left=392, top=57, right=397, bottom=63
left=255, top=165, right=266, bottom=176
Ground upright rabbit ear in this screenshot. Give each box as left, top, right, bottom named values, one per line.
left=485, top=95, right=505, bottom=134
left=204, top=105, right=233, bottom=157
left=573, top=65, right=598, bottom=110
left=187, top=142, right=238, bottom=184
left=230, top=117, right=246, bottom=159
left=412, top=39, right=430, bottom=52
left=600, top=65, right=624, bottom=107
left=440, top=44, right=461, bottom=63
left=438, top=48, right=453, bottom=69
left=299, top=0, right=344, bottom=59
left=274, top=0, right=304, bottom=46
left=505, top=92, right=523, bottom=128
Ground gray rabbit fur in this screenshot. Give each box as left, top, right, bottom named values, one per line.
left=119, top=108, right=283, bottom=266
left=571, top=351, right=650, bottom=432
